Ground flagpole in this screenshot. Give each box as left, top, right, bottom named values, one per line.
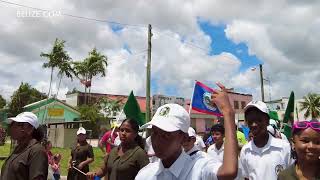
left=189, top=80, right=197, bottom=115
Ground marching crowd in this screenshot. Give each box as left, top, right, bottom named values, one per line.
left=1, top=83, right=319, bottom=180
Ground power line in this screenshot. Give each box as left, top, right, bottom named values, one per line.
left=108, top=49, right=147, bottom=61
left=0, top=0, right=147, bottom=28
left=152, top=28, right=210, bottom=53
left=1, top=0, right=210, bottom=53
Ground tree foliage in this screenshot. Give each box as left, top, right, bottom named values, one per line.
left=299, top=93, right=320, bottom=119
left=41, top=38, right=73, bottom=97
left=8, top=82, right=46, bottom=116
left=78, top=104, right=103, bottom=122
left=97, top=97, right=123, bottom=118
left=73, top=48, right=108, bottom=104
left=0, top=95, right=6, bottom=109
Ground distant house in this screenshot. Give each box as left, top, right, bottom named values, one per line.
left=24, top=98, right=81, bottom=124
left=24, top=98, right=86, bottom=148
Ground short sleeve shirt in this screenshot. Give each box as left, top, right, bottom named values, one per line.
left=278, top=164, right=320, bottom=180
left=186, top=146, right=207, bottom=160
left=101, top=130, right=118, bottom=153
left=0, top=139, right=48, bottom=180
left=71, top=142, right=94, bottom=173
left=240, top=134, right=292, bottom=180
left=135, top=151, right=221, bottom=180
left=207, top=143, right=224, bottom=163
left=105, top=144, right=149, bottom=180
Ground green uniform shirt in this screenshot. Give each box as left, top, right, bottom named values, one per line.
left=105, top=144, right=149, bottom=180
left=278, top=164, right=320, bottom=180
left=67, top=142, right=94, bottom=180
left=1, top=139, right=48, bottom=180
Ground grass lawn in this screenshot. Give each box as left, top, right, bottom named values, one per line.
left=0, top=143, right=105, bottom=176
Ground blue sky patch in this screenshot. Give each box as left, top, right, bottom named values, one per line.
left=199, top=21, right=262, bottom=72
left=110, top=24, right=124, bottom=32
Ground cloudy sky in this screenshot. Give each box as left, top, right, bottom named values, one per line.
left=0, top=0, right=320, bottom=102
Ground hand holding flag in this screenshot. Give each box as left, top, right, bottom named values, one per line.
left=211, top=82, right=233, bottom=114
left=191, top=81, right=223, bottom=116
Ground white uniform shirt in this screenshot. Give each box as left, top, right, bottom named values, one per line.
left=280, top=133, right=289, bottom=143
left=207, top=143, right=224, bottom=163
left=186, top=146, right=207, bottom=160
left=240, top=134, right=292, bottom=180
left=135, top=151, right=221, bottom=180
left=145, top=136, right=159, bottom=163
left=194, top=135, right=206, bottom=151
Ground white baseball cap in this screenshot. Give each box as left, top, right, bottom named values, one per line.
left=8, top=112, right=39, bottom=129
left=244, top=101, right=269, bottom=116
left=140, top=103, right=190, bottom=133
left=188, top=127, right=197, bottom=137
left=77, top=127, right=86, bottom=135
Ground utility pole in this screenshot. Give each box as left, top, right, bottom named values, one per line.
left=146, top=24, right=152, bottom=123
left=259, top=64, right=265, bottom=102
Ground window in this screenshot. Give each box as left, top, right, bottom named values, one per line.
left=234, top=101, right=239, bottom=109
left=241, top=101, right=246, bottom=109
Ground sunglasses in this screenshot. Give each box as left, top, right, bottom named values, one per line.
left=293, top=121, right=320, bottom=131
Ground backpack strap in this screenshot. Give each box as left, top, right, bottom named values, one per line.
left=189, top=150, right=199, bottom=156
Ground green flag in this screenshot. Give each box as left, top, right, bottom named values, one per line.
left=123, top=91, right=145, bottom=126
left=283, top=91, right=295, bottom=139
left=269, top=111, right=279, bottom=120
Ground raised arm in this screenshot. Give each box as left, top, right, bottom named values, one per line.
left=212, top=83, right=238, bottom=180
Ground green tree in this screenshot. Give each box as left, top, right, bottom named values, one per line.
left=8, top=82, right=46, bottom=116
left=41, top=38, right=73, bottom=97
left=56, top=58, right=75, bottom=97
left=0, top=95, right=6, bottom=109
left=73, top=48, right=108, bottom=104
left=299, top=93, right=320, bottom=119
left=78, top=104, right=102, bottom=122
left=97, top=97, right=123, bottom=118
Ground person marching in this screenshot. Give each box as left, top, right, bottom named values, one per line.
left=182, top=127, right=207, bottom=160
left=278, top=119, right=320, bottom=180
left=99, top=123, right=119, bottom=155
left=135, top=82, right=238, bottom=180
left=1, top=112, right=48, bottom=180
left=207, top=124, right=225, bottom=163
left=240, top=101, right=292, bottom=180
left=86, top=118, right=149, bottom=180
left=67, top=127, right=94, bottom=180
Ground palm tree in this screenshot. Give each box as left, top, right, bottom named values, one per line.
left=73, top=60, right=89, bottom=102
left=86, top=48, right=108, bottom=95
left=299, top=93, right=320, bottom=119
left=73, top=48, right=108, bottom=104
left=41, top=38, right=72, bottom=97
left=56, top=59, right=75, bottom=97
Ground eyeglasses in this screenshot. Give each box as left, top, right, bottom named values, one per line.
left=293, top=121, right=320, bottom=131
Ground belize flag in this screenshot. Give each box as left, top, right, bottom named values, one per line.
left=191, top=81, right=223, bottom=116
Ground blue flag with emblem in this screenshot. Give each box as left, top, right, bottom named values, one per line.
left=191, top=81, right=223, bottom=116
